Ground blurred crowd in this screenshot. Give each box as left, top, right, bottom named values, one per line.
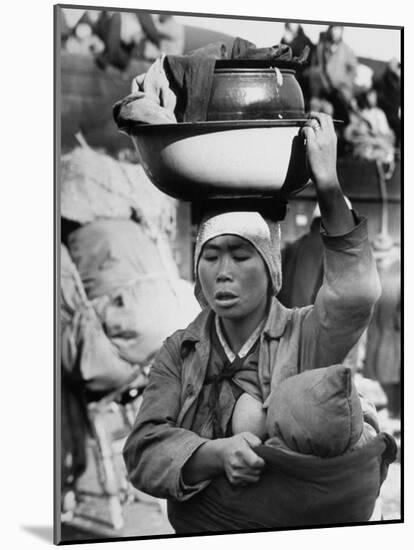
left=60, top=9, right=185, bottom=69
left=280, top=23, right=401, bottom=163
left=60, top=11, right=401, bottom=165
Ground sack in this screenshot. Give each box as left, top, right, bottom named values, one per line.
left=61, top=243, right=135, bottom=392
left=66, top=219, right=200, bottom=365
left=61, top=146, right=177, bottom=237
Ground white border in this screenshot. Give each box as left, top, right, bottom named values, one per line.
left=2, top=1, right=410, bottom=549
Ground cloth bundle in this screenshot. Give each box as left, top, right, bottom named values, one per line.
left=113, top=39, right=310, bottom=129
left=168, top=365, right=397, bottom=533
left=168, top=432, right=395, bottom=532
left=61, top=146, right=178, bottom=235
left=62, top=220, right=200, bottom=389
left=61, top=243, right=135, bottom=391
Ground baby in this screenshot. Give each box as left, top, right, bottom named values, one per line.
left=231, top=365, right=378, bottom=457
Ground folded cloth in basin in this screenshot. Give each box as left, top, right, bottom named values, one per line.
left=113, top=56, right=178, bottom=128
left=231, top=37, right=310, bottom=64
left=113, top=39, right=310, bottom=128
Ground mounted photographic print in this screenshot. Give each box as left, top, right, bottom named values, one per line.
left=54, top=3, right=403, bottom=544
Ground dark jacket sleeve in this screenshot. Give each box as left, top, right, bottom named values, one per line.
left=123, top=333, right=210, bottom=501
left=299, top=216, right=381, bottom=370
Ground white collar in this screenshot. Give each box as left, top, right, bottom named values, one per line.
left=215, top=314, right=265, bottom=363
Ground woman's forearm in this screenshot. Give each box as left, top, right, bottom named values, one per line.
left=182, top=439, right=224, bottom=485
left=316, top=180, right=355, bottom=235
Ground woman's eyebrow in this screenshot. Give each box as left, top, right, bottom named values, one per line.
left=203, top=242, right=251, bottom=252
left=202, top=243, right=221, bottom=251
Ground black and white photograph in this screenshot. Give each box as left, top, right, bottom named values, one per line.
left=53, top=2, right=402, bottom=545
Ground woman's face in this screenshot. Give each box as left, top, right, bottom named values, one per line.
left=198, top=235, right=269, bottom=322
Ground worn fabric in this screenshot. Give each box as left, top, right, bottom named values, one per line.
left=113, top=56, right=178, bottom=128
left=215, top=313, right=264, bottom=361
left=167, top=432, right=396, bottom=532
left=190, top=320, right=261, bottom=439
left=194, top=211, right=282, bottom=307
left=231, top=38, right=310, bottom=64
left=123, top=216, right=380, bottom=502
left=163, top=53, right=220, bottom=123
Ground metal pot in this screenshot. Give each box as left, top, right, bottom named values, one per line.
left=207, top=60, right=305, bottom=121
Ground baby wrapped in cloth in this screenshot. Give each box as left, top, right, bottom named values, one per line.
left=169, top=364, right=396, bottom=532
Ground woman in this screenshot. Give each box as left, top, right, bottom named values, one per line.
left=123, top=113, right=381, bottom=530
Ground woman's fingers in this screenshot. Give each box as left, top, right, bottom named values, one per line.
left=243, top=449, right=265, bottom=470
left=302, top=125, right=316, bottom=143
left=307, top=111, right=334, bottom=131
left=229, top=469, right=262, bottom=485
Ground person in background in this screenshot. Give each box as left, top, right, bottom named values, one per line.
left=278, top=197, right=352, bottom=309
left=280, top=23, right=314, bottom=95
left=280, top=23, right=314, bottom=59
left=95, top=11, right=184, bottom=71
left=277, top=206, right=324, bottom=309
left=61, top=9, right=105, bottom=55
left=374, top=58, right=401, bottom=148
left=364, top=234, right=401, bottom=420
left=359, top=88, right=395, bottom=138
left=305, top=25, right=358, bottom=125
left=343, top=88, right=395, bottom=164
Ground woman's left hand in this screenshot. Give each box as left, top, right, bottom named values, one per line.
left=302, top=112, right=355, bottom=235
left=302, top=112, right=339, bottom=190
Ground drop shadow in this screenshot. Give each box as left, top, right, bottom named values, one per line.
left=21, top=525, right=53, bottom=543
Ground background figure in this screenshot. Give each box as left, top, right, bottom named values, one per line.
left=364, top=235, right=401, bottom=418
left=95, top=11, right=184, bottom=70
left=279, top=198, right=352, bottom=308
left=359, top=88, right=395, bottom=137
left=280, top=22, right=314, bottom=59
left=278, top=211, right=323, bottom=309
left=60, top=9, right=105, bottom=55
left=305, top=25, right=357, bottom=124
left=280, top=23, right=314, bottom=96
left=343, top=87, right=395, bottom=164
left=374, top=58, right=401, bottom=147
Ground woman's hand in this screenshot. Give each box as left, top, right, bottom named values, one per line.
left=302, top=111, right=339, bottom=190
left=182, top=432, right=265, bottom=487
left=219, top=432, right=265, bottom=486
